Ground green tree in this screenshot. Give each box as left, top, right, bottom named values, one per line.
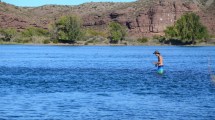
left=49, top=23, right=58, bottom=42
left=55, top=15, right=84, bottom=43
left=108, top=22, right=127, bottom=44
left=0, top=28, right=17, bottom=42
left=165, top=13, right=209, bottom=44
left=164, top=26, right=177, bottom=39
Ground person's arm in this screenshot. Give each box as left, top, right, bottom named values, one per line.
left=153, top=61, right=160, bottom=65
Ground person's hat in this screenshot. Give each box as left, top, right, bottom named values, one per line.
left=153, top=50, right=160, bottom=54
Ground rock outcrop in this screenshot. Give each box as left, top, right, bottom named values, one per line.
left=0, top=12, right=28, bottom=30
left=83, top=0, right=214, bottom=37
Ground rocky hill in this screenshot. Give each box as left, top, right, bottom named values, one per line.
left=0, top=0, right=214, bottom=37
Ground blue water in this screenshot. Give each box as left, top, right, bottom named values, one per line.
left=0, top=45, right=215, bottom=120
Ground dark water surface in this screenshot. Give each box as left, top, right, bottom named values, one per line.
left=0, top=45, right=215, bottom=120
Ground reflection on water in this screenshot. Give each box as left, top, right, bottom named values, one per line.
left=0, top=45, right=215, bottom=119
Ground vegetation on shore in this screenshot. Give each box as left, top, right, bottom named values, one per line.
left=108, top=22, right=127, bottom=44
left=0, top=13, right=214, bottom=45
left=51, top=15, right=84, bottom=44
left=164, top=13, right=209, bottom=45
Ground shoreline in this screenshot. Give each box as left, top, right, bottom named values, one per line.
left=0, top=42, right=215, bottom=46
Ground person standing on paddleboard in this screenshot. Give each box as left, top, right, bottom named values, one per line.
left=153, top=50, right=164, bottom=74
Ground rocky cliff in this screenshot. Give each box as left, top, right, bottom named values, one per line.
left=0, top=0, right=214, bottom=37
left=82, top=0, right=215, bottom=37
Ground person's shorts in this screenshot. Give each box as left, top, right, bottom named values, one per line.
left=157, top=66, right=164, bottom=74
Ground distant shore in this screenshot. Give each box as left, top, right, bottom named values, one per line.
left=0, top=41, right=215, bottom=46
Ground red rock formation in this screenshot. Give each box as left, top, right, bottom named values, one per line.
left=82, top=0, right=214, bottom=37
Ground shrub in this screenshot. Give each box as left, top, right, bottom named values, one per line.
left=137, top=37, right=148, bottom=43
left=85, top=29, right=108, bottom=38
left=22, top=27, right=49, bottom=37
left=54, top=15, right=84, bottom=43
left=15, top=37, right=31, bottom=43
left=43, top=39, right=50, bottom=44
left=164, top=12, right=209, bottom=44
left=0, top=28, right=17, bottom=42
left=108, top=22, right=127, bottom=44
left=53, top=39, right=58, bottom=44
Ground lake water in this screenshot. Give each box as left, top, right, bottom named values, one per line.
left=0, top=45, right=215, bottom=120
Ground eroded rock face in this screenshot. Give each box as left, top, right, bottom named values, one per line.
left=0, top=12, right=27, bottom=30
left=0, top=11, right=46, bottom=31
left=200, top=12, right=215, bottom=35
left=83, top=0, right=214, bottom=37
left=131, top=0, right=200, bottom=36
